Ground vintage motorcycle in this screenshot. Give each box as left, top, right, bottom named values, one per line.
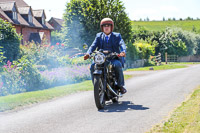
left=90, top=50, right=123, bottom=109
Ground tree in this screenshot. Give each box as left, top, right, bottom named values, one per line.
left=185, top=17, right=193, bottom=20
left=63, top=0, right=132, bottom=50
left=168, top=18, right=172, bottom=21
left=163, top=17, right=165, bottom=21
left=0, top=18, right=21, bottom=61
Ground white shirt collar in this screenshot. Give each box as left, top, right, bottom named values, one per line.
left=104, top=33, right=111, bottom=38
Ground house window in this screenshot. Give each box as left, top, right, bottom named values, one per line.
left=12, top=11, right=18, bottom=20
left=28, top=14, right=33, bottom=23
left=42, top=16, right=45, bottom=25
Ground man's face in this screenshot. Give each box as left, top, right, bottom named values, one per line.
left=103, top=24, right=112, bottom=35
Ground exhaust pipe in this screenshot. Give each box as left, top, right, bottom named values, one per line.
left=107, top=84, right=123, bottom=97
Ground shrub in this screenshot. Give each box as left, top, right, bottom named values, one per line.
left=159, top=28, right=187, bottom=56
left=0, top=61, right=26, bottom=96
left=20, top=42, right=65, bottom=69
left=133, top=39, right=156, bottom=59
left=0, top=46, right=6, bottom=72
left=13, top=55, right=44, bottom=92
left=0, top=18, right=21, bottom=61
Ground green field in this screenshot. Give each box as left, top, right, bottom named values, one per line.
left=132, top=20, right=200, bottom=32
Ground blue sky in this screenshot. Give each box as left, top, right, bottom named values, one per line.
left=24, top=0, right=200, bottom=21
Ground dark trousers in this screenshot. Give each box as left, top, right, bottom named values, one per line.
left=90, top=59, right=125, bottom=87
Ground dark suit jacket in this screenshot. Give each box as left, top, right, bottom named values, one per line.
left=87, top=32, right=126, bottom=67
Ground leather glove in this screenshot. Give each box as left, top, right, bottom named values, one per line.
left=120, top=52, right=126, bottom=57
left=84, top=54, right=89, bottom=60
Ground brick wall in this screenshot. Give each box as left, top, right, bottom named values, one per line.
left=39, top=29, right=51, bottom=44
left=13, top=25, right=51, bottom=44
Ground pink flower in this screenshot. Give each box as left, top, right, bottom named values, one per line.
left=56, top=43, right=59, bottom=45
left=7, top=60, right=11, bottom=68
left=51, top=46, right=54, bottom=49
left=3, top=65, right=7, bottom=68
left=44, top=45, right=50, bottom=47
left=61, top=43, right=64, bottom=47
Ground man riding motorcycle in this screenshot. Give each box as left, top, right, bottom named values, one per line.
left=84, top=18, right=127, bottom=94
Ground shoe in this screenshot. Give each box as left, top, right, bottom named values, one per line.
left=120, top=86, right=127, bottom=94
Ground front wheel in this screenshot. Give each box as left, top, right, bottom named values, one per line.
left=94, top=75, right=105, bottom=109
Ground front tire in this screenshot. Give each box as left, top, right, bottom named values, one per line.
left=94, top=75, right=105, bottom=109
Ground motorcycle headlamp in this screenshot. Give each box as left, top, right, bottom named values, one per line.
left=94, top=52, right=105, bottom=65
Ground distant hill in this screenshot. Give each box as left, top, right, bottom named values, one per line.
left=131, top=20, right=200, bottom=32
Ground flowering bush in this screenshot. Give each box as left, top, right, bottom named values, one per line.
left=13, top=55, right=45, bottom=92
left=40, top=65, right=90, bottom=87
left=20, top=42, right=65, bottom=68
left=0, top=61, right=26, bottom=96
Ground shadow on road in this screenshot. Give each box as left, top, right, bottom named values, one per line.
left=99, top=101, right=149, bottom=113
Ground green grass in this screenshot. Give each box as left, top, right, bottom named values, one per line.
left=0, top=80, right=93, bottom=112
left=132, top=20, right=200, bottom=32
left=148, top=86, right=200, bottom=133
left=126, top=62, right=200, bottom=71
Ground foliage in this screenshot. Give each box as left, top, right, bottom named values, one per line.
left=70, top=56, right=92, bottom=65
left=0, top=46, right=6, bottom=72
left=0, top=18, right=21, bottom=61
left=13, top=56, right=45, bottom=92
left=126, top=42, right=139, bottom=61
left=51, top=31, right=63, bottom=46
left=172, top=28, right=200, bottom=55
left=131, top=26, right=200, bottom=57
left=0, top=61, right=26, bottom=96
left=20, top=42, right=65, bottom=69
left=133, top=39, right=156, bottom=59
left=159, top=28, right=187, bottom=56
left=63, top=0, right=132, bottom=50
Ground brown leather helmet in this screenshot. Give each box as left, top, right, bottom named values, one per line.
left=100, top=18, right=114, bottom=32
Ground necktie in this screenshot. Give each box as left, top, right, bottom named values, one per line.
left=105, top=36, right=109, bottom=43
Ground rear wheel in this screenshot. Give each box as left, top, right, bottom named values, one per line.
left=94, top=75, right=105, bottom=109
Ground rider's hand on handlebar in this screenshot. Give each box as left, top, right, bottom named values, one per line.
left=84, top=54, right=90, bottom=60
left=119, top=52, right=126, bottom=57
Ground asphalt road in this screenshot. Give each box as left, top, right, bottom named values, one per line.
left=1, top=64, right=200, bottom=133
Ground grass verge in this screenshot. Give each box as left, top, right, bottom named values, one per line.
left=126, top=62, right=199, bottom=71
left=148, top=86, right=200, bottom=133
left=0, top=80, right=93, bottom=112
left=0, top=74, right=133, bottom=112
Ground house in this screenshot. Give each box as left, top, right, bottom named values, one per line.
left=0, top=0, right=54, bottom=44
left=48, top=17, right=64, bottom=31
